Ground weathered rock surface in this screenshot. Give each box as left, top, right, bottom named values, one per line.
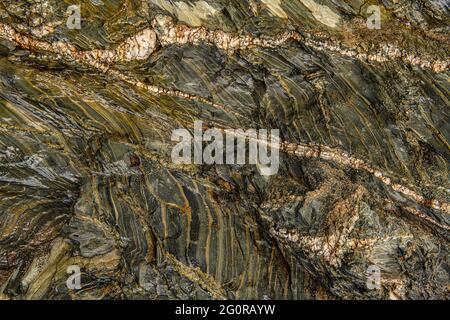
left=0, top=1, right=448, bottom=300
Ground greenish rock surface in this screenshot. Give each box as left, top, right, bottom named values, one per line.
left=0, top=0, right=448, bottom=299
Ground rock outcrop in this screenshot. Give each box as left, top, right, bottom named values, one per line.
left=0, top=0, right=448, bottom=300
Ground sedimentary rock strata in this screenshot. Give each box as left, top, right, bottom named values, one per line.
left=0, top=0, right=448, bottom=300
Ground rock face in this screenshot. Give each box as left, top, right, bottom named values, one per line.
left=0, top=1, right=448, bottom=300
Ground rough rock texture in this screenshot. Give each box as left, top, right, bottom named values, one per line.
left=0, top=0, right=448, bottom=300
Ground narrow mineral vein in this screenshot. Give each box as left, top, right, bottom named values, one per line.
left=152, top=15, right=448, bottom=72
left=0, top=22, right=242, bottom=119
left=234, top=131, right=450, bottom=216
left=281, top=141, right=450, bottom=216
left=1, top=14, right=447, bottom=74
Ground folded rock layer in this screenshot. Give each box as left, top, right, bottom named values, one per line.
left=0, top=0, right=448, bottom=300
